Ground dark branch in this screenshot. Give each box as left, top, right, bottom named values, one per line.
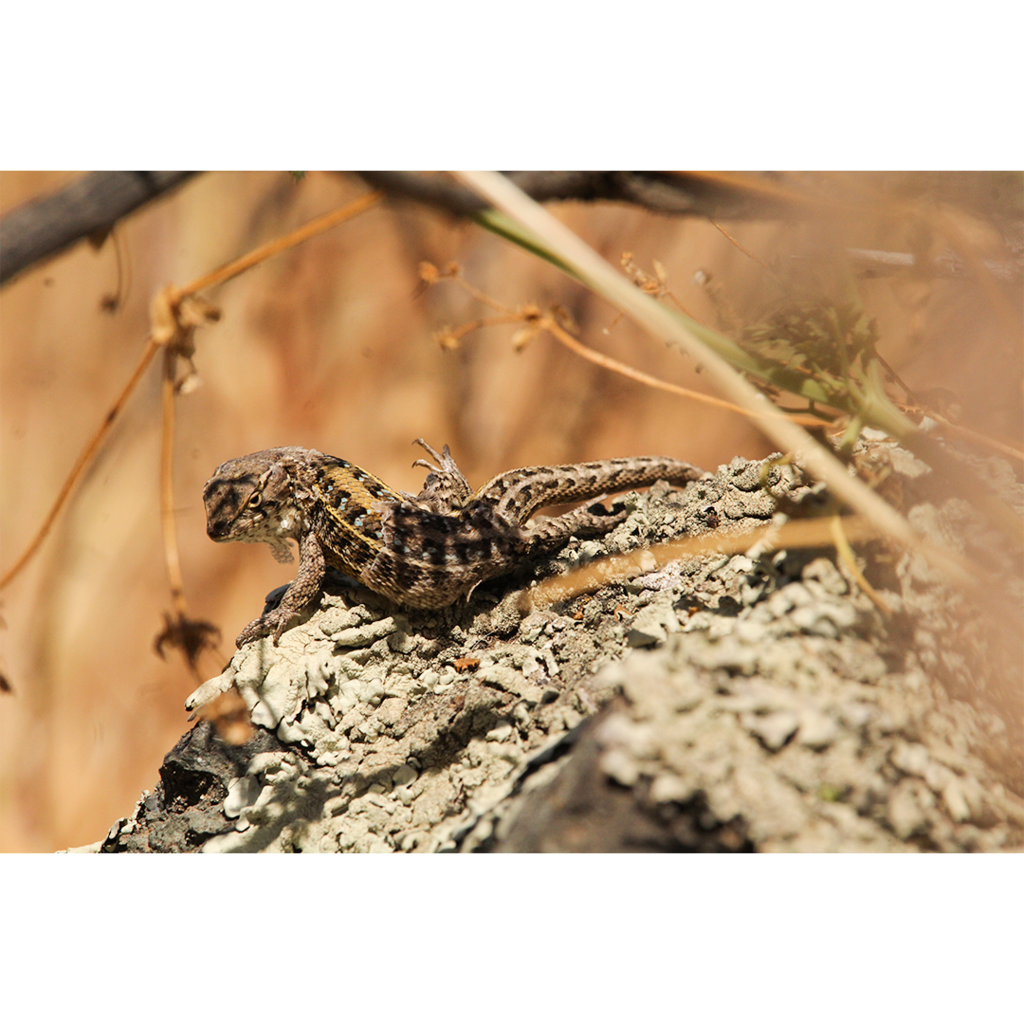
left=1, top=171, right=199, bottom=286
left=1, top=170, right=803, bottom=289
left=356, top=171, right=805, bottom=221
left=356, top=171, right=488, bottom=216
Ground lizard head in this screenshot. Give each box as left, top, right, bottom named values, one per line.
left=203, top=448, right=308, bottom=563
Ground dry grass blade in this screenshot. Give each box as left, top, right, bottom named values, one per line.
left=524, top=515, right=883, bottom=609
left=456, top=171, right=978, bottom=590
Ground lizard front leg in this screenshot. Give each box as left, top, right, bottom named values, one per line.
left=235, top=529, right=327, bottom=647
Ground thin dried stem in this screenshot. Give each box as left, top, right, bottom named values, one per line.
left=925, top=415, right=1024, bottom=462
left=830, top=514, right=890, bottom=613
left=709, top=220, right=779, bottom=278
left=160, top=346, right=186, bottom=616
left=540, top=314, right=828, bottom=429
left=2, top=189, right=383, bottom=593
left=176, top=190, right=382, bottom=300
left=436, top=313, right=521, bottom=347
left=424, top=261, right=830, bottom=430
left=446, top=271, right=510, bottom=315
left=1, top=337, right=161, bottom=589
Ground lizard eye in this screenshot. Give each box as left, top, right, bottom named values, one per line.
left=248, top=492, right=263, bottom=508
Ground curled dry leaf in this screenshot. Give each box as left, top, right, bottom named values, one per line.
left=154, top=612, right=221, bottom=669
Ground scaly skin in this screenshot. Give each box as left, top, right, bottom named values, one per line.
left=203, top=440, right=706, bottom=647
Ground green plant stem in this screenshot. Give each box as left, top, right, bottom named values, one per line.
left=457, top=170, right=979, bottom=586
left=473, top=209, right=916, bottom=425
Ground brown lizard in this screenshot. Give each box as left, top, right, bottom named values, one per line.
left=203, top=440, right=707, bottom=647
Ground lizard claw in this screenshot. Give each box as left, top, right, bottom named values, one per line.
left=234, top=617, right=266, bottom=648
left=410, top=439, right=474, bottom=513
left=411, top=438, right=447, bottom=466
left=235, top=609, right=290, bottom=648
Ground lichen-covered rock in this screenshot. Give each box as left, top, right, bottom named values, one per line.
left=96, top=444, right=1023, bottom=853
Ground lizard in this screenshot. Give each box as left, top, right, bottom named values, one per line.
left=203, top=439, right=707, bottom=648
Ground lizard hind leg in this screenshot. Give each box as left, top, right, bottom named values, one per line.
left=523, top=500, right=630, bottom=554
left=406, top=438, right=475, bottom=514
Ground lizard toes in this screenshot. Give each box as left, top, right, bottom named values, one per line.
left=235, top=619, right=265, bottom=648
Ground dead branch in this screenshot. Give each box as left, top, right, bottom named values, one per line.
left=1, top=171, right=199, bottom=285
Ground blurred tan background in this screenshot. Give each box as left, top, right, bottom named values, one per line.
left=1, top=171, right=1020, bottom=851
